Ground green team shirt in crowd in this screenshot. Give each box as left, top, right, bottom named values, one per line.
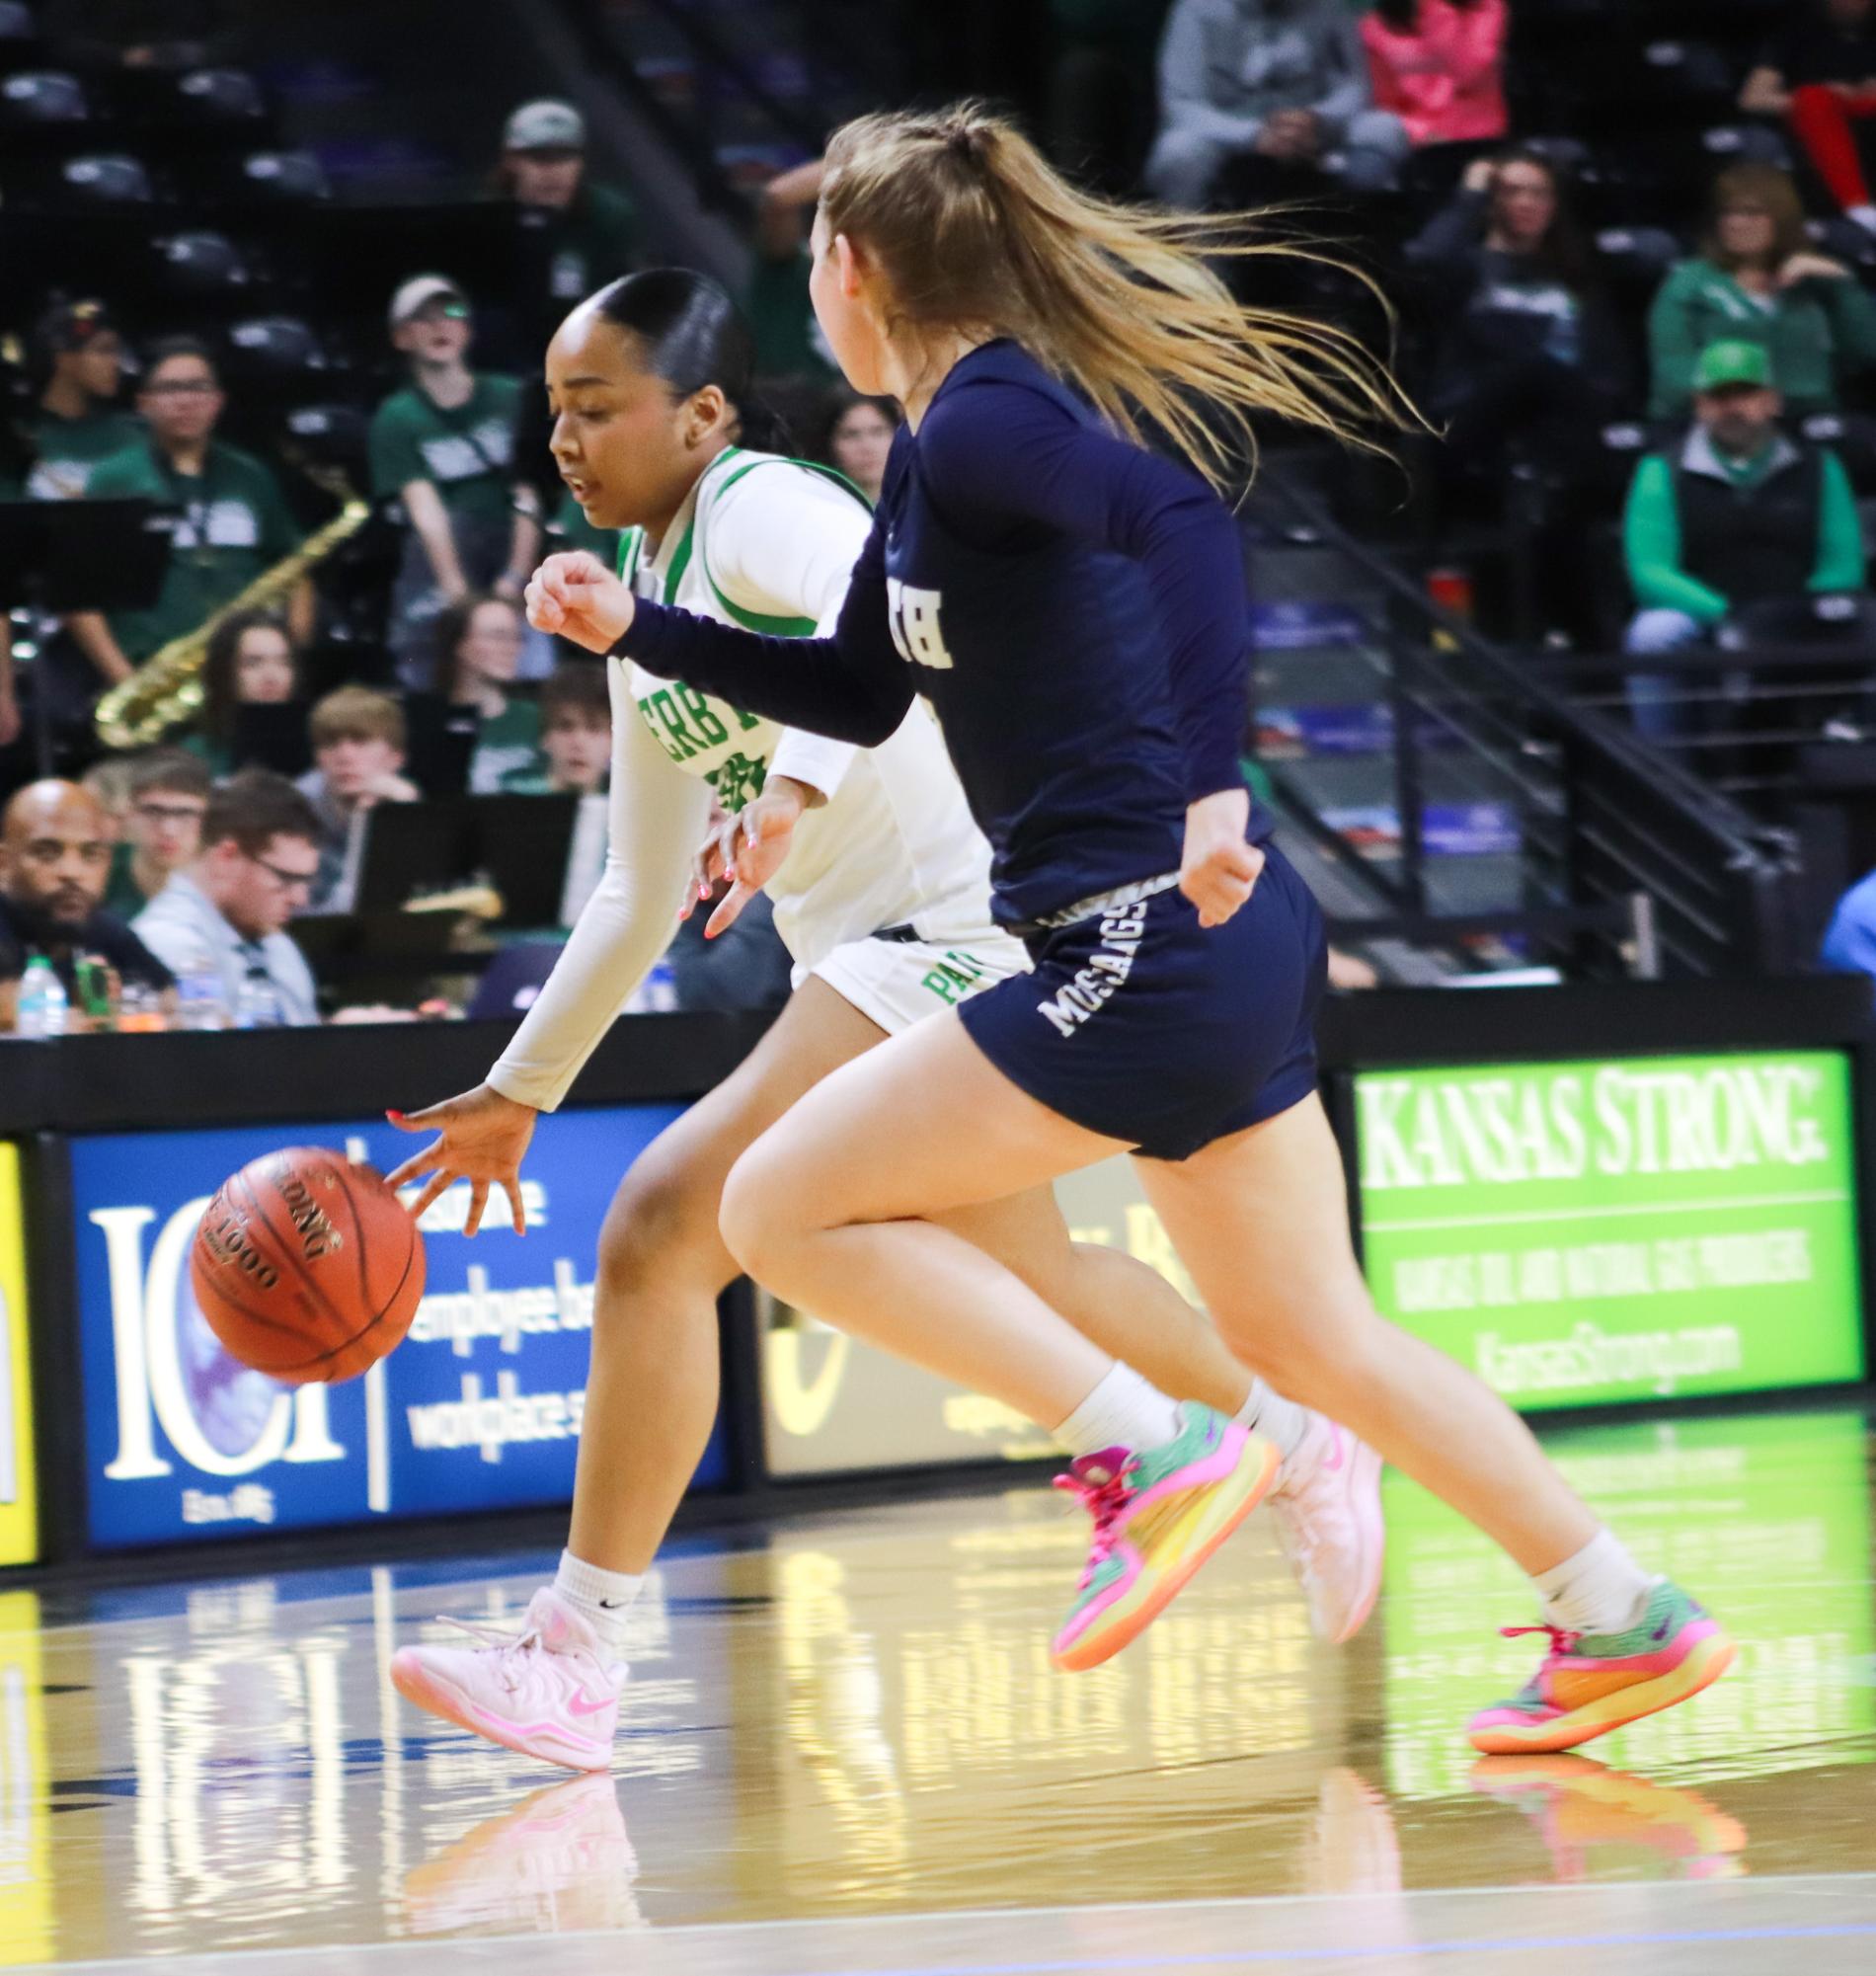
left=746, top=249, right=837, bottom=381
left=468, top=696, right=544, bottom=793
left=87, top=436, right=302, bottom=662
left=25, top=408, right=143, bottom=501
left=368, top=373, right=524, bottom=535
left=542, top=181, right=641, bottom=307
left=549, top=487, right=619, bottom=567
left=1623, top=438, right=1865, bottom=623
left=102, top=841, right=158, bottom=921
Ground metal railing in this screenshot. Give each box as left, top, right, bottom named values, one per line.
left=1252, top=467, right=1807, bottom=979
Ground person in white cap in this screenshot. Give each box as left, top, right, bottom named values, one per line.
left=369, top=274, right=540, bottom=685
left=499, top=98, right=640, bottom=308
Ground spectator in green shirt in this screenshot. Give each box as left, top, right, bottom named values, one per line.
left=23, top=299, right=140, bottom=502
left=432, top=592, right=541, bottom=793
left=747, top=156, right=839, bottom=383
left=1623, top=340, right=1867, bottom=739
left=1647, top=163, right=1876, bottom=421
left=498, top=99, right=641, bottom=312
left=103, top=748, right=210, bottom=919
left=64, top=340, right=308, bottom=704
left=370, top=276, right=540, bottom=686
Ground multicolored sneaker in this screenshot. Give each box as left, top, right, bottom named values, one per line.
left=1051, top=1403, right=1280, bottom=1673
left=391, top=1586, right=626, bottom=1773
left=1269, top=1414, right=1384, bottom=1645
left=1466, top=1581, right=1734, bottom=1756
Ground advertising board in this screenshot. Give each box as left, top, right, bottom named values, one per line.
left=68, top=1108, right=730, bottom=1547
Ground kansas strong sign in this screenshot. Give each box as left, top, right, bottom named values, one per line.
left=1354, top=1051, right=1865, bottom=1407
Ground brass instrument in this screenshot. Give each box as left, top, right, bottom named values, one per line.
left=94, top=496, right=372, bottom=751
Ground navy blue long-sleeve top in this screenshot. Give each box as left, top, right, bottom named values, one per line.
left=617, top=338, right=1265, bottom=926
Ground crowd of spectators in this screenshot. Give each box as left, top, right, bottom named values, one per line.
left=0, top=18, right=890, bottom=1032
left=1131, top=0, right=1876, bottom=699
left=14, top=0, right=1876, bottom=1026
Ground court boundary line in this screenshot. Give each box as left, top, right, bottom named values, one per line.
left=37, top=1869, right=1876, bottom=1972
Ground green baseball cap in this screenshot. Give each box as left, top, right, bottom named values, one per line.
left=1693, top=340, right=1773, bottom=393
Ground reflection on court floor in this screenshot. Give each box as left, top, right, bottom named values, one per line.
left=8, top=1406, right=1876, bottom=1972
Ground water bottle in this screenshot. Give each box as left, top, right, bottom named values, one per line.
left=14, top=955, right=69, bottom=1038
left=178, top=968, right=227, bottom=1032
left=235, top=974, right=283, bottom=1030
left=624, top=956, right=678, bottom=1014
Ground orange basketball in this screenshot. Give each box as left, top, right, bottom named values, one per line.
left=190, top=1146, right=427, bottom=1384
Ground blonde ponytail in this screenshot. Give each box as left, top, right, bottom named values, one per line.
left=820, top=103, right=1422, bottom=488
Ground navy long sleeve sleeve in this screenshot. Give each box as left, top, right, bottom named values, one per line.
left=916, top=375, right=1252, bottom=804
left=620, top=514, right=913, bottom=747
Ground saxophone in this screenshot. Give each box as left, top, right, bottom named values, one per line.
left=94, top=495, right=372, bottom=751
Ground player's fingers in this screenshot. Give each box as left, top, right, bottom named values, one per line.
left=503, top=1180, right=527, bottom=1237
left=404, top=1169, right=456, bottom=1222
left=464, top=1180, right=489, bottom=1239
left=1219, top=839, right=1265, bottom=883
left=385, top=1104, right=445, bottom=1132
left=383, top=1136, right=446, bottom=1190
left=705, top=879, right=753, bottom=940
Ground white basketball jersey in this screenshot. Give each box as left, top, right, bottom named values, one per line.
left=620, top=446, right=997, bottom=968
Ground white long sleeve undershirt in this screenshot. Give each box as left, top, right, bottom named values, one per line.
left=486, top=660, right=709, bottom=1111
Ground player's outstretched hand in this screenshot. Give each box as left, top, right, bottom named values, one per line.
left=384, top=1083, right=539, bottom=1237
left=1180, top=786, right=1264, bottom=929
left=524, top=551, right=635, bottom=655
left=699, top=782, right=808, bottom=939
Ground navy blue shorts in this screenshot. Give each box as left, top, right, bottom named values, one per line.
left=957, top=846, right=1327, bottom=1161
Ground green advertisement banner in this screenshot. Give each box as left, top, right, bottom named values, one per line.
left=1354, top=1051, right=1865, bottom=1408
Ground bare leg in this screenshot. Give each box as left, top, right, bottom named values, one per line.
left=722, top=1016, right=1597, bottom=1578
left=949, top=1190, right=1255, bottom=1418
left=1137, top=1092, right=1598, bottom=1574
left=567, top=980, right=894, bottom=1573
left=570, top=985, right=1252, bottom=1575
left=721, top=1014, right=1133, bottom=1425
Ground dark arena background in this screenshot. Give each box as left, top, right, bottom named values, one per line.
left=1, top=1, right=1876, bottom=1971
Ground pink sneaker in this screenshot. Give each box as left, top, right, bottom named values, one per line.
left=1269, top=1415, right=1384, bottom=1645
left=391, top=1587, right=626, bottom=1773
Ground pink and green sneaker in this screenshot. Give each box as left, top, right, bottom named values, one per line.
left=1051, top=1402, right=1281, bottom=1673
left=1467, top=1581, right=1735, bottom=1756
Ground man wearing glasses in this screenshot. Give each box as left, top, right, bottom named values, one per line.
left=63, top=338, right=309, bottom=702
left=133, top=770, right=323, bottom=1026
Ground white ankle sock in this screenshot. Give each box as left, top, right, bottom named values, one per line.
left=1850, top=203, right=1876, bottom=233
left=1232, top=1379, right=1310, bottom=1460
left=554, top=1549, right=644, bottom=1656
left=1530, top=1529, right=1655, bottom=1637
left=1054, top=1363, right=1184, bottom=1459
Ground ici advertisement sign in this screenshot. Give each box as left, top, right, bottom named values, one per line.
left=68, top=1107, right=729, bottom=1549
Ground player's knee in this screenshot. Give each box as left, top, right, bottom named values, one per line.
left=596, top=1154, right=725, bottom=1303
left=717, top=1138, right=799, bottom=1284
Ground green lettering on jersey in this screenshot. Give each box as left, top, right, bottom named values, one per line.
left=642, top=688, right=701, bottom=760
left=675, top=681, right=730, bottom=748
left=706, top=751, right=768, bottom=814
